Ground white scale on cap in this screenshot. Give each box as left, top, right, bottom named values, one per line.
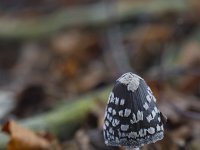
left=117, top=72, right=143, bottom=92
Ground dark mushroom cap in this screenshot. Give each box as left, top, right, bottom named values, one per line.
left=103, top=72, right=165, bottom=148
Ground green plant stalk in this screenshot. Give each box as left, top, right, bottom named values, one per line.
left=0, top=0, right=188, bottom=39
left=0, top=86, right=112, bottom=149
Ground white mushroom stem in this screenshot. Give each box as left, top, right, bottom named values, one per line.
left=125, top=147, right=140, bottom=150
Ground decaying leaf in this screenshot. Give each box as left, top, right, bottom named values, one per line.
left=175, top=41, right=200, bottom=93
left=2, top=120, right=60, bottom=150
left=177, top=41, right=200, bottom=68
left=127, top=24, right=172, bottom=72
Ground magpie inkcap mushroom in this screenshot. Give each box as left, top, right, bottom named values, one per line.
left=103, top=72, right=166, bottom=150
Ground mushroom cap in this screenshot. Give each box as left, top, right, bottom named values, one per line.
left=103, top=72, right=165, bottom=148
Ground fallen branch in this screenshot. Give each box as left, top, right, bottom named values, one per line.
left=0, top=86, right=112, bottom=149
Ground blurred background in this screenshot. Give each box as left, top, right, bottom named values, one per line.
left=0, top=0, right=200, bottom=150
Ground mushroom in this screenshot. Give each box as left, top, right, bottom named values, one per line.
left=103, top=72, right=166, bottom=150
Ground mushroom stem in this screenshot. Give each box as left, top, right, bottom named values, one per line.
left=125, top=147, right=140, bottom=150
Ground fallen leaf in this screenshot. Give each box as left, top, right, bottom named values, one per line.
left=127, top=24, right=172, bottom=72
left=2, top=120, right=54, bottom=150
left=178, top=41, right=200, bottom=67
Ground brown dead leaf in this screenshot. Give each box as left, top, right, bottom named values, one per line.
left=50, top=30, right=101, bottom=81
left=2, top=120, right=58, bottom=150
left=76, top=64, right=105, bottom=93
left=128, top=24, right=172, bottom=45
left=127, top=24, right=172, bottom=72
left=176, top=75, right=200, bottom=94
left=57, top=58, right=79, bottom=78
left=175, top=41, right=200, bottom=93
left=178, top=41, right=200, bottom=67
left=51, top=30, right=98, bottom=56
